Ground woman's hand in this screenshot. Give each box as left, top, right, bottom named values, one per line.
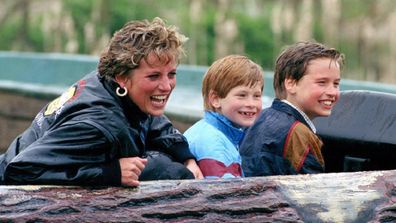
left=184, top=159, right=204, bottom=179
left=119, top=157, right=148, bottom=186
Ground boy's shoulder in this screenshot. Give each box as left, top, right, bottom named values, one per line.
left=184, top=118, right=222, bottom=140
left=290, top=121, right=319, bottom=138
left=255, top=101, right=296, bottom=125
left=248, top=100, right=311, bottom=140
left=184, top=118, right=233, bottom=157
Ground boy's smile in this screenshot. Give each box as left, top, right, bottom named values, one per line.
left=215, top=84, right=263, bottom=127
left=285, top=58, right=341, bottom=120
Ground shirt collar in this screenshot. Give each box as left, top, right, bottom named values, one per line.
left=281, top=99, right=317, bottom=133
left=204, top=111, right=245, bottom=146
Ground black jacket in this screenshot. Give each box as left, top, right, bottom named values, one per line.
left=0, top=71, right=194, bottom=185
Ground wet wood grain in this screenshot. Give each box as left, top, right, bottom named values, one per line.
left=1, top=170, right=395, bottom=223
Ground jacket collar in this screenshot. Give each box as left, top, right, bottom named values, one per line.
left=272, top=99, right=316, bottom=133
left=204, top=111, right=245, bottom=147
left=99, top=73, right=149, bottom=125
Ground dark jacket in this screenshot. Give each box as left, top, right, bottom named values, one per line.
left=0, top=71, right=194, bottom=185
left=240, top=99, right=324, bottom=177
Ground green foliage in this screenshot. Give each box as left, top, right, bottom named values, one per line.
left=28, top=19, right=45, bottom=51
left=0, top=22, right=19, bottom=50
left=63, top=0, right=95, bottom=53
left=312, top=19, right=324, bottom=43
left=341, top=0, right=373, bottom=19
left=199, top=8, right=217, bottom=65
left=64, top=0, right=93, bottom=23
left=0, top=0, right=395, bottom=83
left=237, top=15, right=274, bottom=70
left=109, top=0, right=158, bottom=31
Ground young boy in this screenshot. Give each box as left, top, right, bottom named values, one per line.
left=184, top=55, right=264, bottom=179
left=240, top=41, right=345, bottom=176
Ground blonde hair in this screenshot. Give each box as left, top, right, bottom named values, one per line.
left=98, top=17, right=187, bottom=80
left=202, top=55, right=264, bottom=111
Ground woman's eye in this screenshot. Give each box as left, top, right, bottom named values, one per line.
left=148, top=74, right=159, bottom=80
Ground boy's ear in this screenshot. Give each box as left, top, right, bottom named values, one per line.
left=284, top=78, right=297, bottom=95
left=209, top=90, right=221, bottom=109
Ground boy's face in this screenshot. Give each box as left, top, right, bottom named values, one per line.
left=213, top=84, right=262, bottom=127
left=285, top=57, right=341, bottom=120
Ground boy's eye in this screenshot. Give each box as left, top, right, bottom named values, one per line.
left=168, top=72, right=177, bottom=78
left=235, top=93, right=247, bottom=98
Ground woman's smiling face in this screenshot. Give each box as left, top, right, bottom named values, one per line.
left=118, top=53, right=177, bottom=116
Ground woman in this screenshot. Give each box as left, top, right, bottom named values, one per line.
left=0, top=17, right=203, bottom=186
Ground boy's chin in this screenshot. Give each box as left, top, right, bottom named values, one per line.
left=237, top=120, right=255, bottom=128
left=317, top=111, right=332, bottom=118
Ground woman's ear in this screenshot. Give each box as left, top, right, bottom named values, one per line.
left=115, top=74, right=127, bottom=87
left=209, top=90, right=221, bottom=109
left=284, top=78, right=297, bottom=95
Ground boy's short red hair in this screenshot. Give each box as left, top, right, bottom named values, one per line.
left=202, top=55, right=264, bottom=111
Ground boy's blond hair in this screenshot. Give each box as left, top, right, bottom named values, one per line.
left=98, top=17, right=187, bottom=80
left=202, top=55, right=264, bottom=111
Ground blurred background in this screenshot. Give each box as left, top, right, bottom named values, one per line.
left=1, top=0, right=396, bottom=83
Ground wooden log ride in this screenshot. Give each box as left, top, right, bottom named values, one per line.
left=1, top=53, right=396, bottom=222
left=0, top=170, right=395, bottom=223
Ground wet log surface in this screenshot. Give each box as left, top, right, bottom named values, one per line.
left=1, top=170, right=395, bottom=223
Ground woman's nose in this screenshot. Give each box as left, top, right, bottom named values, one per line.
left=159, top=77, right=174, bottom=91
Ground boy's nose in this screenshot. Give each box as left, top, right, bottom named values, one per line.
left=326, top=85, right=339, bottom=96
left=245, top=96, right=260, bottom=107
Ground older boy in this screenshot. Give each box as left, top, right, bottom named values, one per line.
left=240, top=41, right=344, bottom=176
left=184, top=55, right=264, bottom=178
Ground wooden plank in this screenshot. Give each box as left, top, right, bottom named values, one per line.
left=1, top=170, right=395, bottom=222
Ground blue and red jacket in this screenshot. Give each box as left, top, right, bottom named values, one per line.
left=240, top=99, right=324, bottom=177
left=184, top=111, right=244, bottom=179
